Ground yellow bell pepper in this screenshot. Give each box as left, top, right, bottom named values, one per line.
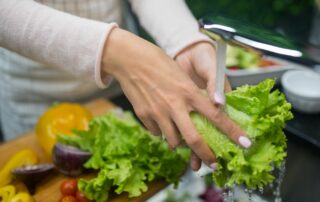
left=0, top=185, right=16, bottom=202
left=36, top=103, right=92, bottom=157
left=0, top=149, right=38, bottom=187
left=0, top=186, right=35, bottom=202
left=11, top=192, right=35, bottom=202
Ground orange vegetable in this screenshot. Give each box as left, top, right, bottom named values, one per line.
left=36, top=103, right=92, bottom=158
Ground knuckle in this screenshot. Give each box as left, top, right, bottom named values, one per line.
left=208, top=109, right=222, bottom=123
left=168, top=99, right=184, bottom=112
left=186, top=136, right=202, bottom=148
left=227, top=123, right=239, bottom=139
left=135, top=108, right=149, bottom=119
left=168, top=140, right=180, bottom=150
left=180, top=83, right=197, bottom=97
left=149, top=107, right=162, bottom=119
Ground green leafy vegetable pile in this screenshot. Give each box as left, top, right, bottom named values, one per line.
left=226, top=45, right=260, bottom=69
left=58, top=112, right=190, bottom=202
left=191, top=79, right=293, bottom=189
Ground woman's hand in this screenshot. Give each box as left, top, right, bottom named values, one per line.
left=176, top=42, right=252, bottom=169
left=102, top=28, right=251, bottom=170
left=176, top=42, right=231, bottom=104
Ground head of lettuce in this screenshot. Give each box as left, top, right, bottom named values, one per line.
left=191, top=79, right=293, bottom=189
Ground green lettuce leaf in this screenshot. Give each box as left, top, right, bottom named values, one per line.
left=59, top=112, right=190, bottom=202
left=191, top=79, right=293, bottom=188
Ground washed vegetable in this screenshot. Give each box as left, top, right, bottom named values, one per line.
left=53, top=143, right=92, bottom=177
left=191, top=79, right=293, bottom=188
left=60, top=179, right=78, bottom=196
left=0, top=149, right=38, bottom=187
left=58, top=112, right=190, bottom=202
left=11, top=164, right=54, bottom=194
left=36, top=103, right=92, bottom=157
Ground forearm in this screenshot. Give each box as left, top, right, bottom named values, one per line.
left=129, top=0, right=214, bottom=57
left=0, top=0, right=117, bottom=88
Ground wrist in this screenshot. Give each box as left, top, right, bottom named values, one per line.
left=101, top=28, right=165, bottom=82
left=175, top=41, right=216, bottom=59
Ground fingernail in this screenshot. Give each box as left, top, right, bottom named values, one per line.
left=238, top=136, right=252, bottom=148
left=214, top=92, right=225, bottom=105
left=210, top=163, right=218, bottom=171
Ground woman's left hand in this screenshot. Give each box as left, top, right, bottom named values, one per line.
left=175, top=41, right=232, bottom=169
left=175, top=42, right=231, bottom=101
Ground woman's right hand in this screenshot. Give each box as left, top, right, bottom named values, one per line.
left=101, top=28, right=250, bottom=170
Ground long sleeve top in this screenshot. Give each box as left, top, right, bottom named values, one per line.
left=0, top=0, right=212, bottom=88
left=0, top=0, right=212, bottom=139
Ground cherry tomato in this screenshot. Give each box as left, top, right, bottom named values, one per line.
left=59, top=195, right=77, bottom=202
left=76, top=190, right=92, bottom=202
left=60, top=179, right=78, bottom=196
left=259, top=59, right=278, bottom=67
left=228, top=65, right=240, bottom=70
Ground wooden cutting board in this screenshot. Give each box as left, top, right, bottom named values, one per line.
left=0, top=99, right=167, bottom=202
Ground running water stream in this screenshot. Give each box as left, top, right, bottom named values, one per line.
left=219, top=159, right=287, bottom=202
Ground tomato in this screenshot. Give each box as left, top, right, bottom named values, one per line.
left=36, top=103, right=92, bottom=158
left=259, top=59, right=278, bottom=67
left=228, top=65, right=240, bottom=70
left=60, top=179, right=78, bottom=196
left=76, top=190, right=92, bottom=202
left=59, top=195, right=78, bottom=202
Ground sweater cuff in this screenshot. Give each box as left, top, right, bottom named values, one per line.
left=94, top=23, right=118, bottom=88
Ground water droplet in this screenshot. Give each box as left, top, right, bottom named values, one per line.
left=273, top=159, right=286, bottom=202
left=227, top=187, right=234, bottom=202
left=222, top=191, right=228, bottom=202
left=259, top=186, right=264, bottom=194
left=247, top=189, right=253, bottom=202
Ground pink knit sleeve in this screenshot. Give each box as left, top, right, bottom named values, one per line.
left=0, top=0, right=117, bottom=88
left=129, top=0, right=215, bottom=58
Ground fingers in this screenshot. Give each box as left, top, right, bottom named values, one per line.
left=208, top=76, right=232, bottom=105
left=156, top=118, right=181, bottom=149
left=140, top=118, right=161, bottom=136
left=193, top=95, right=252, bottom=148
left=172, top=110, right=216, bottom=165
left=190, top=152, right=201, bottom=171
left=175, top=54, right=206, bottom=89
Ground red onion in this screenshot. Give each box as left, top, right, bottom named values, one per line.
left=53, top=143, right=92, bottom=177
left=11, top=163, right=54, bottom=194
